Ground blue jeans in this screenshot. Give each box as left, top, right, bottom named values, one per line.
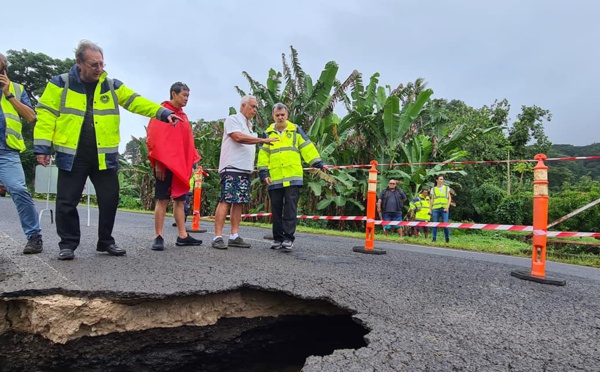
left=431, top=208, right=449, bottom=241
left=0, top=151, right=41, bottom=239
left=382, top=211, right=402, bottom=231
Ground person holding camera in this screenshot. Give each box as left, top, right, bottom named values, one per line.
left=0, top=52, right=43, bottom=254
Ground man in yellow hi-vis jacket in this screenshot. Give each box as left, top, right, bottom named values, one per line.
left=257, top=103, right=326, bottom=252
left=34, top=40, right=181, bottom=261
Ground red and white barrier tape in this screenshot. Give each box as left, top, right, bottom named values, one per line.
left=303, top=155, right=600, bottom=171
left=202, top=155, right=600, bottom=172
left=196, top=213, right=600, bottom=238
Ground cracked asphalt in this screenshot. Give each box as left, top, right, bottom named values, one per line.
left=1, top=197, right=599, bottom=371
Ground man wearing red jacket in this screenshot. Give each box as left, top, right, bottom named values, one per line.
left=147, top=82, right=201, bottom=250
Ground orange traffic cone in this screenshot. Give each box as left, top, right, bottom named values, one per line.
left=353, top=160, right=386, bottom=255
left=187, top=167, right=207, bottom=234
left=511, top=154, right=565, bottom=285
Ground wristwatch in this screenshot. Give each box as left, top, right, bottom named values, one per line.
left=4, top=93, right=15, bottom=100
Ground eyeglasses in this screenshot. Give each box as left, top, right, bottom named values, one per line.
left=83, top=61, right=106, bottom=70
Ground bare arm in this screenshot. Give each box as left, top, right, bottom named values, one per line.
left=6, top=96, right=35, bottom=123
left=230, top=131, right=278, bottom=145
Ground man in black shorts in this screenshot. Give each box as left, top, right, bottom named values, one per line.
left=147, top=82, right=202, bottom=250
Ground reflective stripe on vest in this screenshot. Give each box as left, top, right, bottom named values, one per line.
left=1, top=82, right=26, bottom=152
left=58, top=73, right=119, bottom=158
left=432, top=186, right=449, bottom=209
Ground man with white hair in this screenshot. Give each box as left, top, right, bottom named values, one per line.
left=211, top=95, right=278, bottom=250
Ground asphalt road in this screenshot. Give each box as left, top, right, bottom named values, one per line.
left=1, top=197, right=599, bottom=371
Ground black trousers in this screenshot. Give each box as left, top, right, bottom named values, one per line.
left=269, top=186, right=300, bottom=243
left=56, top=154, right=119, bottom=251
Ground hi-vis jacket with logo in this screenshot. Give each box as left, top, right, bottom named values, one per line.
left=257, top=121, right=324, bottom=190
left=34, top=65, right=172, bottom=171
left=1, top=82, right=28, bottom=152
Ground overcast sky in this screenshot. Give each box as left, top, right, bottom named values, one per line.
left=6, top=0, right=599, bottom=153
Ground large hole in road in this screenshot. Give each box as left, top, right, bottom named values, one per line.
left=0, top=288, right=368, bottom=371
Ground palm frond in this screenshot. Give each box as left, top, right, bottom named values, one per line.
left=290, top=46, right=306, bottom=97
left=234, top=86, right=246, bottom=97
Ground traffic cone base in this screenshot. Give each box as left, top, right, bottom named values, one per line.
left=510, top=270, right=566, bottom=286
left=352, top=246, right=386, bottom=255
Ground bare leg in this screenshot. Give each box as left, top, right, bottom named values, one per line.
left=154, top=199, right=170, bottom=237
left=214, top=201, right=231, bottom=237
left=173, top=200, right=187, bottom=238
left=230, top=203, right=243, bottom=235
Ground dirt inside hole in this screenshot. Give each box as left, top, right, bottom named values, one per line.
left=0, top=289, right=368, bottom=371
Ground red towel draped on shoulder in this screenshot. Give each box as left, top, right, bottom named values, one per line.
left=147, top=101, right=200, bottom=199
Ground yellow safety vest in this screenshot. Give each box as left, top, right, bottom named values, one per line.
left=1, top=82, right=26, bottom=152
left=432, top=185, right=450, bottom=210
left=257, top=121, right=322, bottom=189
left=411, top=193, right=431, bottom=221
left=34, top=66, right=169, bottom=171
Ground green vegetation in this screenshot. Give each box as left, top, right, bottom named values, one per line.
left=7, top=47, right=600, bottom=268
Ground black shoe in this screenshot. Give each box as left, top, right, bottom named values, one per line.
left=23, top=235, right=43, bottom=254
left=445, top=238, right=450, bottom=243
left=58, top=248, right=74, bottom=260
left=176, top=234, right=202, bottom=246
left=270, top=241, right=283, bottom=250
left=96, top=243, right=127, bottom=256
left=152, top=235, right=165, bottom=251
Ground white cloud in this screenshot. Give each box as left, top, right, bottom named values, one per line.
left=6, top=0, right=599, bottom=153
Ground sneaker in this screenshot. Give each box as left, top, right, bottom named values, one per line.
left=228, top=236, right=251, bottom=248
left=270, top=241, right=283, bottom=250
left=58, top=248, right=74, bottom=260
left=211, top=237, right=227, bottom=250
left=23, top=235, right=43, bottom=254
left=152, top=235, right=165, bottom=251
left=176, top=234, right=202, bottom=246
left=281, top=240, right=294, bottom=252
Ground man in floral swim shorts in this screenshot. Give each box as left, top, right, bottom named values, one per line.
left=211, top=95, right=278, bottom=249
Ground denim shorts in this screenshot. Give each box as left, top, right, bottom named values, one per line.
left=382, top=211, right=402, bottom=230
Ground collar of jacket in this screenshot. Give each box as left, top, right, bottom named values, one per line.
left=267, top=120, right=296, bottom=134
left=160, top=100, right=187, bottom=119
left=68, top=64, right=108, bottom=85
